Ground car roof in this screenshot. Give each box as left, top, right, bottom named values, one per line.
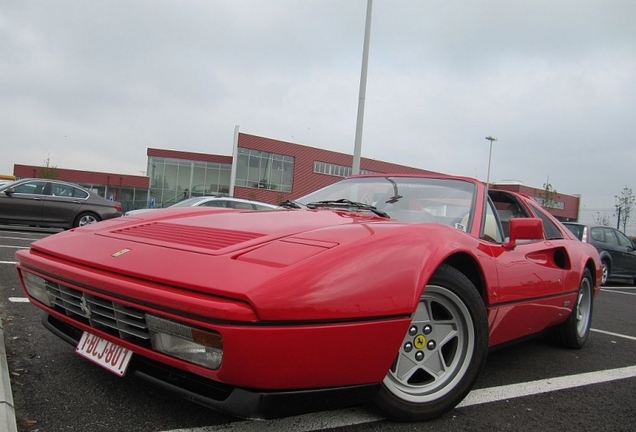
left=169, top=196, right=278, bottom=208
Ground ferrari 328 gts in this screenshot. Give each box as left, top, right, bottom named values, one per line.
left=16, top=174, right=601, bottom=421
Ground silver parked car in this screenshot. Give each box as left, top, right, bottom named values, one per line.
left=0, top=178, right=122, bottom=229
left=125, top=196, right=278, bottom=216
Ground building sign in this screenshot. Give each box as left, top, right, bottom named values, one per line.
left=533, top=197, right=565, bottom=210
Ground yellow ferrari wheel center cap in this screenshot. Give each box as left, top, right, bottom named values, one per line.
left=413, top=334, right=426, bottom=349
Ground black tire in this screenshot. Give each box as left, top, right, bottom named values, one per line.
left=73, top=212, right=100, bottom=228
left=601, top=261, right=610, bottom=286
left=372, top=264, right=489, bottom=421
left=544, top=269, right=593, bottom=349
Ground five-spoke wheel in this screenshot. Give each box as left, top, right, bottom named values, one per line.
left=373, top=264, right=488, bottom=421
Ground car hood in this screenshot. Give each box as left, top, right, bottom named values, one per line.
left=24, top=207, right=470, bottom=321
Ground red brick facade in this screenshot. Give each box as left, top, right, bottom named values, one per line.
left=13, top=133, right=579, bottom=220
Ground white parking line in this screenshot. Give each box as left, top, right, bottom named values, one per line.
left=0, top=245, right=29, bottom=249
left=165, top=365, right=636, bottom=432
left=459, top=365, right=636, bottom=407
left=0, top=236, right=41, bottom=241
left=601, top=288, right=636, bottom=296
left=8, top=297, right=30, bottom=303
left=591, top=329, right=636, bottom=341
left=0, top=261, right=17, bottom=265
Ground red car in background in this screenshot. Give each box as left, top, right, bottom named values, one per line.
left=16, top=174, right=601, bottom=421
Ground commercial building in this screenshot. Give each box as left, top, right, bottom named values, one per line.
left=11, top=132, right=579, bottom=220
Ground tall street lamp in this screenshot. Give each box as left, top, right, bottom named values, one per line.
left=484, top=136, right=498, bottom=191
left=352, top=0, right=373, bottom=175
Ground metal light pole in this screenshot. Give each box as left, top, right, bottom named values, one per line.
left=484, top=136, right=498, bottom=191
left=352, top=0, right=373, bottom=175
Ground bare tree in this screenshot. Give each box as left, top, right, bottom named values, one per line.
left=615, top=186, right=635, bottom=233
left=542, top=178, right=558, bottom=208
left=39, top=155, right=59, bottom=179
left=595, top=212, right=611, bottom=226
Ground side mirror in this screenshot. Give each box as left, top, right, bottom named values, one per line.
left=503, top=218, right=544, bottom=249
left=4, top=187, right=14, bottom=196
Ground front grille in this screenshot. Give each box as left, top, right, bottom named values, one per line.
left=45, top=279, right=150, bottom=347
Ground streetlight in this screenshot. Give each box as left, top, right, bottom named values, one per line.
left=352, top=0, right=373, bottom=175
left=484, top=136, right=498, bottom=191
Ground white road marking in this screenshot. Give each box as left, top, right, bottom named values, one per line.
left=591, top=328, right=636, bottom=341
left=458, top=365, right=636, bottom=407
left=0, top=245, right=29, bottom=249
left=8, top=297, right=30, bottom=303
left=166, top=407, right=384, bottom=432
left=0, top=261, right=17, bottom=265
left=601, top=288, right=636, bottom=296
left=0, top=235, right=41, bottom=241
left=165, top=365, right=636, bottom=432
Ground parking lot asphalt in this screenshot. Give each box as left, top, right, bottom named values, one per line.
left=0, top=316, right=17, bottom=432
left=0, top=225, right=57, bottom=432
left=2, top=225, right=636, bottom=432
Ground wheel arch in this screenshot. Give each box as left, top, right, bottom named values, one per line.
left=73, top=211, right=101, bottom=227
left=440, top=252, right=487, bottom=303
left=598, top=250, right=612, bottom=267
left=584, top=258, right=598, bottom=286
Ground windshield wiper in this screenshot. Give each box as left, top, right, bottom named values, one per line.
left=279, top=199, right=306, bottom=209
left=306, top=199, right=390, bottom=218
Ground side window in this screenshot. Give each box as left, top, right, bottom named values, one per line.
left=482, top=200, right=504, bottom=243
left=615, top=230, right=633, bottom=248
left=230, top=201, right=255, bottom=210
left=603, top=228, right=619, bottom=246
left=201, top=201, right=226, bottom=208
left=254, top=204, right=273, bottom=210
left=73, top=188, right=89, bottom=199
left=528, top=203, right=564, bottom=240
left=590, top=227, right=604, bottom=242
left=13, top=181, right=47, bottom=195
left=51, top=183, right=75, bottom=197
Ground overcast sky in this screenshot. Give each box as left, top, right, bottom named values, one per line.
left=1, top=1, right=634, bottom=208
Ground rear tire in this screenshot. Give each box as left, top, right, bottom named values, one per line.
left=544, top=269, right=593, bottom=349
left=372, top=264, right=488, bottom=421
left=74, top=212, right=100, bottom=228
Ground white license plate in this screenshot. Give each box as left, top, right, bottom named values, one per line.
left=76, top=331, right=133, bottom=376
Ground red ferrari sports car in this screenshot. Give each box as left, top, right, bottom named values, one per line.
left=16, top=174, right=601, bottom=421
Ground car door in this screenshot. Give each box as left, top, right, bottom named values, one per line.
left=601, top=228, right=625, bottom=276
left=485, top=199, right=568, bottom=344
left=614, top=229, right=636, bottom=278
left=41, top=182, right=84, bottom=226
left=0, top=180, right=48, bottom=224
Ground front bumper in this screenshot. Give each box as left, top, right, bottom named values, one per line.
left=44, top=314, right=381, bottom=419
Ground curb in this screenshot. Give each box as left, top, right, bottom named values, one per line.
left=0, top=320, right=18, bottom=432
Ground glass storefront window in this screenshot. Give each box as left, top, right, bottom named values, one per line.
left=147, top=156, right=232, bottom=206
left=235, top=148, right=294, bottom=192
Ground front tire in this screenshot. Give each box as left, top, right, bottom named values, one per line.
left=601, top=261, right=610, bottom=286
left=373, top=264, right=489, bottom=421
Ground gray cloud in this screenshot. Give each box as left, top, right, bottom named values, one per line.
left=1, top=0, right=634, bottom=208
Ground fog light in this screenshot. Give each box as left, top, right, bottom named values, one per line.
left=21, top=271, right=53, bottom=307
left=146, top=314, right=223, bottom=369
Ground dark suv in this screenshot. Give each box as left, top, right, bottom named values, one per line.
left=563, top=223, right=636, bottom=285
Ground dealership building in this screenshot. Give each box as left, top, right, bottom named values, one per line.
left=12, top=132, right=580, bottom=220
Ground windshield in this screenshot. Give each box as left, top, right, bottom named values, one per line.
left=297, top=176, right=476, bottom=226
left=0, top=180, right=19, bottom=191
